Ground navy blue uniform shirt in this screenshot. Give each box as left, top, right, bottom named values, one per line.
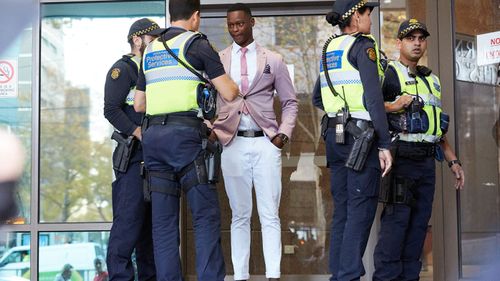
left=104, top=55, right=143, bottom=135
left=136, top=26, right=225, bottom=92
left=312, top=34, right=391, bottom=149
left=381, top=64, right=400, bottom=102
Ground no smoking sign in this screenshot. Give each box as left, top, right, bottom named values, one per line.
left=0, top=60, right=18, bottom=98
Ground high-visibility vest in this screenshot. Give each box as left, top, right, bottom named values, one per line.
left=390, top=60, right=443, bottom=143
left=320, top=33, right=384, bottom=120
left=125, top=55, right=141, bottom=106
left=143, top=31, right=203, bottom=115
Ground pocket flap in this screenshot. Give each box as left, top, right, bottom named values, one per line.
left=262, top=111, right=276, bottom=120
left=217, top=112, right=229, bottom=121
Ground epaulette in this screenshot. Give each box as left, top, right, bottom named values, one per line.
left=121, top=53, right=134, bottom=62
left=196, top=31, right=208, bottom=39
left=416, top=65, right=432, bottom=76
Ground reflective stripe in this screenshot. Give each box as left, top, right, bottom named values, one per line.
left=320, top=70, right=362, bottom=87
left=390, top=60, right=444, bottom=143
left=148, top=76, right=202, bottom=84
left=145, top=67, right=198, bottom=84
left=399, top=133, right=441, bottom=143
left=320, top=34, right=365, bottom=114
left=427, top=94, right=441, bottom=107
left=320, top=34, right=383, bottom=115
left=142, top=31, right=203, bottom=115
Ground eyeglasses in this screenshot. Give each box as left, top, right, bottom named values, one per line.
left=227, top=21, right=246, bottom=29
left=403, top=35, right=427, bottom=42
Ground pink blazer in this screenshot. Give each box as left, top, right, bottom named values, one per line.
left=213, top=43, right=298, bottom=146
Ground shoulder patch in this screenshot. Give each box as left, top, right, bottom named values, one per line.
left=110, top=68, right=121, bottom=80
left=366, top=48, right=377, bottom=62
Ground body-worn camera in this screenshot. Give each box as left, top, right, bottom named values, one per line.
left=388, top=96, right=429, bottom=133
left=197, top=83, right=217, bottom=120
left=407, top=98, right=425, bottom=133
left=335, top=107, right=350, bottom=144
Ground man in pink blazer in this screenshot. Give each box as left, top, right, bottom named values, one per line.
left=212, top=3, right=298, bottom=281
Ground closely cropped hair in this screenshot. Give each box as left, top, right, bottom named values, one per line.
left=227, top=3, right=252, bottom=17
left=326, top=6, right=369, bottom=29
left=169, top=0, right=200, bottom=21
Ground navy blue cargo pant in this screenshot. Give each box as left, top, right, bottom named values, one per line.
left=373, top=156, right=435, bottom=281
left=142, top=122, right=225, bottom=281
left=325, top=128, right=381, bottom=281
left=107, top=149, right=156, bottom=281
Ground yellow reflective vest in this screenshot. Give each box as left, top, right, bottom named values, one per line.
left=320, top=33, right=384, bottom=120
left=125, top=55, right=141, bottom=106
left=142, top=31, right=203, bottom=115
left=390, top=61, right=443, bottom=143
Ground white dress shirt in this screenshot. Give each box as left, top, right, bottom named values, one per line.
left=230, top=41, right=260, bottom=131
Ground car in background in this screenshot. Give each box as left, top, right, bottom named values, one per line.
left=0, top=243, right=105, bottom=281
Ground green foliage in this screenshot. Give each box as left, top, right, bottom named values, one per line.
left=39, top=84, right=112, bottom=223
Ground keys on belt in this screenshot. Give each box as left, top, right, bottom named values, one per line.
left=237, top=130, right=264, bottom=137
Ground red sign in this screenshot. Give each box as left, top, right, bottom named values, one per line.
left=0, top=61, right=15, bottom=84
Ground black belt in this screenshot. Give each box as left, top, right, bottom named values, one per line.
left=327, top=116, right=373, bottom=130
left=395, top=141, right=436, bottom=159
left=145, top=114, right=202, bottom=129
left=237, top=130, right=264, bottom=137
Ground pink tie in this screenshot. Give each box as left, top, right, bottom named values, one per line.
left=240, top=47, right=249, bottom=114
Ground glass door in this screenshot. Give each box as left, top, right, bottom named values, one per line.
left=453, top=0, right=500, bottom=280
left=184, top=3, right=420, bottom=280
left=185, top=13, right=334, bottom=280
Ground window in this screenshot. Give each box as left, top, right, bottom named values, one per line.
left=40, top=2, right=164, bottom=223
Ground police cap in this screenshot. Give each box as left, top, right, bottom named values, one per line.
left=397, top=19, right=430, bottom=39
left=127, top=18, right=165, bottom=41
left=332, top=0, right=379, bottom=22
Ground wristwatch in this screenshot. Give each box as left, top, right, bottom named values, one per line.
left=276, top=133, right=289, bottom=145
left=448, top=159, right=462, bottom=168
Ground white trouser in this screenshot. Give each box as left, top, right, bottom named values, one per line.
left=221, top=135, right=282, bottom=280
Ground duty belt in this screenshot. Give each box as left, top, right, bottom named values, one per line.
left=327, top=116, right=373, bottom=131
left=395, top=141, right=435, bottom=160
left=144, top=114, right=202, bottom=129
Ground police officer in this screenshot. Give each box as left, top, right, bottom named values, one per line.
left=133, top=0, right=238, bottom=280
left=373, top=19, right=465, bottom=281
left=104, top=18, right=164, bottom=281
left=312, top=1, right=392, bottom=280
